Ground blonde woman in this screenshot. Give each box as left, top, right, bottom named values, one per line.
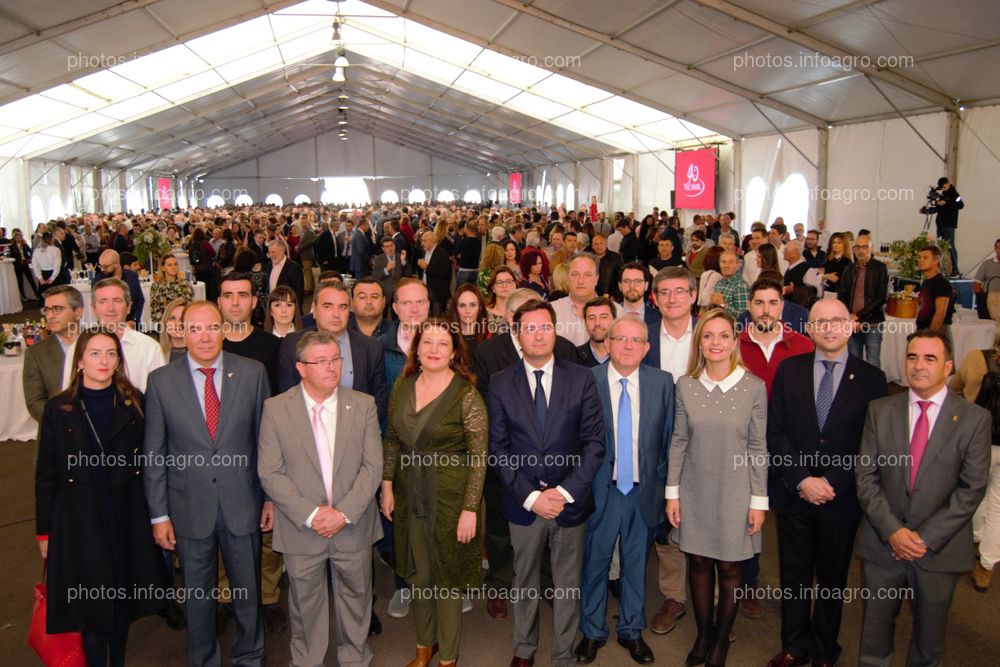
left=821, top=233, right=853, bottom=293
left=666, top=310, right=767, bottom=666
left=158, top=297, right=190, bottom=362
left=547, top=262, right=570, bottom=301
left=150, top=254, right=194, bottom=324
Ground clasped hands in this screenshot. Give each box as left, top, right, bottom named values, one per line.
left=666, top=499, right=765, bottom=536
left=531, top=488, right=566, bottom=520
left=311, top=506, right=347, bottom=539
left=888, top=528, right=927, bottom=561
left=799, top=477, right=835, bottom=505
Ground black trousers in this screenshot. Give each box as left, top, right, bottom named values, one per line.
left=12, top=262, right=38, bottom=299
left=777, top=511, right=859, bottom=664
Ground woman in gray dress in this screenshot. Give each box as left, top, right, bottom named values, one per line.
left=666, top=309, right=768, bottom=666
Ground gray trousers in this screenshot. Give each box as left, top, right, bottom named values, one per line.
left=509, top=519, right=585, bottom=667
left=176, top=509, right=263, bottom=667
left=859, top=558, right=960, bottom=667
left=284, top=546, right=373, bottom=667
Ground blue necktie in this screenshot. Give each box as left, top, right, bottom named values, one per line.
left=617, top=378, right=634, bottom=494
left=533, top=369, right=547, bottom=431
left=816, top=360, right=836, bottom=431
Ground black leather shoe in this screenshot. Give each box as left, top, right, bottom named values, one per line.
left=263, top=603, right=288, bottom=633
left=618, top=636, right=654, bottom=664
left=215, top=603, right=233, bottom=637
left=163, top=599, right=186, bottom=630
left=368, top=609, right=382, bottom=637
left=608, top=578, right=621, bottom=600
left=575, top=637, right=606, bottom=663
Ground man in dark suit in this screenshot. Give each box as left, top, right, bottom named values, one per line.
left=472, top=288, right=580, bottom=620
left=314, top=223, right=338, bottom=273
left=488, top=299, right=605, bottom=667
left=143, top=301, right=271, bottom=667
left=577, top=315, right=673, bottom=665
left=275, top=281, right=387, bottom=424
left=836, top=232, right=888, bottom=368
left=371, top=236, right=411, bottom=307
left=576, top=297, right=616, bottom=368
left=856, top=330, right=991, bottom=666
left=350, top=218, right=374, bottom=279
left=417, top=230, right=452, bottom=315
left=267, top=240, right=305, bottom=314
left=334, top=219, right=354, bottom=275
left=766, top=299, right=888, bottom=667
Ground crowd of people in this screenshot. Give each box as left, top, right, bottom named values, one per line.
left=20, top=200, right=999, bottom=667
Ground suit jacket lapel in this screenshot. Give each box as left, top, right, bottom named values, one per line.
left=288, top=385, right=324, bottom=480
left=516, top=360, right=546, bottom=445
left=171, top=359, right=213, bottom=446
left=637, top=366, right=654, bottom=473
left=215, top=353, right=238, bottom=444
left=542, top=361, right=566, bottom=443
left=595, top=367, right=613, bottom=463
left=913, top=392, right=960, bottom=489
left=332, top=389, right=354, bottom=472
left=821, top=356, right=857, bottom=433
left=890, top=393, right=912, bottom=464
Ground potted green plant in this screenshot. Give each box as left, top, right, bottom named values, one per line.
left=888, top=232, right=951, bottom=281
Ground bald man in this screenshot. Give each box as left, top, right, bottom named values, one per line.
left=92, top=248, right=145, bottom=327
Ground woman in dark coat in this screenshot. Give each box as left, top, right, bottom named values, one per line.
left=35, top=327, right=169, bottom=667
left=381, top=318, right=488, bottom=667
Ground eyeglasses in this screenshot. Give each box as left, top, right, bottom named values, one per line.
left=300, top=356, right=342, bottom=367
left=520, top=323, right=554, bottom=334
left=609, top=335, right=647, bottom=345
left=807, top=317, right=850, bottom=331
left=41, top=305, right=72, bottom=315
left=620, top=279, right=646, bottom=286
left=656, top=287, right=692, bottom=299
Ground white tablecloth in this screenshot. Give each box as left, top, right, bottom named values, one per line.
left=0, top=259, right=23, bottom=316
left=74, top=280, right=206, bottom=329
left=882, top=312, right=1000, bottom=385
left=0, top=355, right=38, bottom=441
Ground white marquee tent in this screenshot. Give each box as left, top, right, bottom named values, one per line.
left=1, top=0, right=999, bottom=273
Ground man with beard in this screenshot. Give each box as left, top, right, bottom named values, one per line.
left=577, top=298, right=617, bottom=368
left=617, top=263, right=658, bottom=325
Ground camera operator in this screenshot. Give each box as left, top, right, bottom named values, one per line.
left=928, top=177, right=964, bottom=275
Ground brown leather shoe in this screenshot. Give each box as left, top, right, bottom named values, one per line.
left=650, top=599, right=686, bottom=634
left=972, top=562, right=993, bottom=592
left=509, top=657, right=533, bottom=667
left=741, top=595, right=763, bottom=619
left=487, top=594, right=508, bottom=619
left=766, top=652, right=809, bottom=667
left=406, top=644, right=439, bottom=667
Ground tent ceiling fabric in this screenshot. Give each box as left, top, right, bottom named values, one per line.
left=0, top=0, right=996, bottom=178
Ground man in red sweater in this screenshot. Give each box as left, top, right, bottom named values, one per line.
left=740, top=277, right=815, bottom=399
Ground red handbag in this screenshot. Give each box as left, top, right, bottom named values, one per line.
left=28, top=560, right=85, bottom=667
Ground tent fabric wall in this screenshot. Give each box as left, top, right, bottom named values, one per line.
left=956, top=105, right=1000, bottom=277
left=827, top=112, right=946, bottom=247
left=740, top=129, right=819, bottom=230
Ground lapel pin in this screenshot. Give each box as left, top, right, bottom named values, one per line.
left=345, top=404, right=351, bottom=411
left=227, top=372, right=234, bottom=378
left=849, top=373, right=854, bottom=380
left=952, top=415, right=958, bottom=422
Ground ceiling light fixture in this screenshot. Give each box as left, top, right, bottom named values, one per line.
left=332, top=67, right=345, bottom=82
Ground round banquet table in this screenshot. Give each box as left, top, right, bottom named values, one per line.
left=881, top=310, right=1000, bottom=386
left=0, top=355, right=38, bottom=441
left=0, top=259, right=23, bottom=316
left=74, top=279, right=206, bottom=329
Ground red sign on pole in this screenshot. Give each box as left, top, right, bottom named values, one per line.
left=674, top=148, right=716, bottom=209
left=157, top=178, right=173, bottom=210
left=509, top=172, right=522, bottom=205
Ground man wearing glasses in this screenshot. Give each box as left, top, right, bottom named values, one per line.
left=765, top=299, right=887, bottom=667
left=92, top=249, right=145, bottom=328
left=836, top=233, right=888, bottom=368
left=617, top=263, right=659, bottom=326
left=22, top=285, right=84, bottom=421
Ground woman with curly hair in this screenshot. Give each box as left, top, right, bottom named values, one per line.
left=519, top=247, right=550, bottom=298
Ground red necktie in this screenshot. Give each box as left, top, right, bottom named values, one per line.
left=199, top=367, right=219, bottom=441
left=909, top=400, right=931, bottom=490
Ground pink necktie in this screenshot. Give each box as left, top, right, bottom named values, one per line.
left=909, top=400, right=931, bottom=490
left=312, top=405, right=333, bottom=506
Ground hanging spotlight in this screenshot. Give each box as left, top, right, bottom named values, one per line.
left=332, top=67, right=345, bottom=82
left=338, top=119, right=347, bottom=125
left=332, top=20, right=342, bottom=42
left=338, top=104, right=349, bottom=111
left=334, top=47, right=350, bottom=69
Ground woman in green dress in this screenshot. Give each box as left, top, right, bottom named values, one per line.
left=380, top=317, right=488, bottom=667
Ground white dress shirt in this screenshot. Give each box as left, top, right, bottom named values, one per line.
left=521, top=356, right=574, bottom=510
left=659, top=318, right=693, bottom=380
left=608, top=364, right=640, bottom=484
left=121, top=326, right=165, bottom=393
left=747, top=326, right=782, bottom=363
left=32, top=244, right=61, bottom=280
left=58, top=336, right=77, bottom=390
left=908, top=385, right=949, bottom=442
left=268, top=257, right=285, bottom=293
left=551, top=296, right=589, bottom=346
left=303, top=388, right=340, bottom=528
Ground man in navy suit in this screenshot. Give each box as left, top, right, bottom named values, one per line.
left=766, top=299, right=887, bottom=667
left=349, top=218, right=374, bottom=279
left=577, top=315, right=674, bottom=665
left=488, top=299, right=605, bottom=667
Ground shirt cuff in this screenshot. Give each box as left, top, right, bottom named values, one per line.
left=338, top=508, right=352, bottom=525
left=523, top=490, right=541, bottom=511
left=304, top=507, right=319, bottom=528
left=555, top=485, right=574, bottom=504
left=665, top=485, right=680, bottom=500
left=150, top=515, right=169, bottom=524
left=749, top=495, right=769, bottom=511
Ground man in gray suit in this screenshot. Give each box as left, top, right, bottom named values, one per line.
left=258, top=331, right=383, bottom=667
left=856, top=329, right=991, bottom=667
left=144, top=301, right=272, bottom=667
left=371, top=235, right=411, bottom=307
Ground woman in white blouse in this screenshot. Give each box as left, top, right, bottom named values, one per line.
left=666, top=309, right=768, bottom=666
